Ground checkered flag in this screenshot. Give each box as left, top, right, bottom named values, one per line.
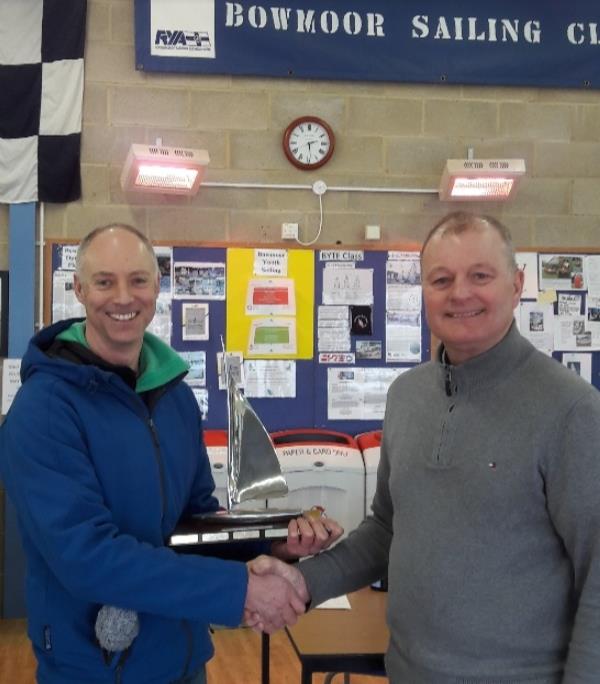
left=0, top=0, right=87, bottom=204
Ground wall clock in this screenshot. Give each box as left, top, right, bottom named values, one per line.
left=282, top=116, right=335, bottom=170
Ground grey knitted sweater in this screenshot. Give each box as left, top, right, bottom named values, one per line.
left=300, top=325, right=600, bottom=683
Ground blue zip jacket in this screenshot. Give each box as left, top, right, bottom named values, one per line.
left=0, top=319, right=249, bottom=683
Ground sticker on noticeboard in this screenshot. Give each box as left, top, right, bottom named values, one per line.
left=318, top=353, right=355, bottom=364
left=350, top=305, right=372, bottom=335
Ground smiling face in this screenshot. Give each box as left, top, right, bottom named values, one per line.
left=421, top=221, right=524, bottom=365
left=73, top=228, right=159, bottom=370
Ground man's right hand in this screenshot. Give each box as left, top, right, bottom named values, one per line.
left=244, top=559, right=308, bottom=634
left=249, top=555, right=309, bottom=601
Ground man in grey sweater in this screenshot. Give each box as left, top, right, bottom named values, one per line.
left=249, top=212, right=600, bottom=683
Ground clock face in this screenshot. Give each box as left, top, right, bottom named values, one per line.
left=283, top=117, right=335, bottom=170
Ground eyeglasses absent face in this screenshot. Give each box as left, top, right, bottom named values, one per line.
left=74, top=228, right=159, bottom=366
left=421, top=224, right=523, bottom=365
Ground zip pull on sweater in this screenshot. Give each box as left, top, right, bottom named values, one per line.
left=442, top=349, right=453, bottom=396
left=444, top=366, right=453, bottom=396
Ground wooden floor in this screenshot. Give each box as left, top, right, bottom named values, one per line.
left=0, top=619, right=387, bottom=684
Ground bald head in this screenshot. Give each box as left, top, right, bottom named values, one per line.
left=421, top=212, right=518, bottom=273
left=75, top=223, right=159, bottom=282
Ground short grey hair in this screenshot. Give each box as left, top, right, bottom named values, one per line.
left=420, top=211, right=518, bottom=272
left=75, top=223, right=159, bottom=279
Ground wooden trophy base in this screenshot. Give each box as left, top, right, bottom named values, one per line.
left=168, top=508, right=302, bottom=547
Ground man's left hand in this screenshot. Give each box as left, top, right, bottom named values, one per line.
left=271, top=512, right=343, bottom=560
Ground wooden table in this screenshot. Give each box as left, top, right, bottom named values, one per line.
left=285, top=588, right=388, bottom=684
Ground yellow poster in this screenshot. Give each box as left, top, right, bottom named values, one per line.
left=226, top=248, right=314, bottom=359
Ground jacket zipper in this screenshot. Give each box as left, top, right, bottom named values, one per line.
left=148, top=417, right=166, bottom=522
left=180, top=620, right=194, bottom=681
left=143, top=381, right=194, bottom=680
left=114, top=649, right=133, bottom=684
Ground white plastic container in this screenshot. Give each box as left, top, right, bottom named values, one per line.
left=269, top=430, right=365, bottom=539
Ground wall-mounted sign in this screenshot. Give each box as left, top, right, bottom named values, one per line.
left=136, top=1, right=600, bottom=89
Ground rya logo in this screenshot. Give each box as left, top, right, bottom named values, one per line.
left=155, top=30, right=212, bottom=49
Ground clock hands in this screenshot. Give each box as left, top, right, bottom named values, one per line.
left=293, top=138, right=316, bottom=161
left=304, top=138, right=327, bottom=163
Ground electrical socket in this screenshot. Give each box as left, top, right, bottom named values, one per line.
left=281, top=222, right=299, bottom=240
left=365, top=224, right=381, bottom=240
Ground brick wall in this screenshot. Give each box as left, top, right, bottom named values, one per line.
left=22, top=0, right=600, bottom=249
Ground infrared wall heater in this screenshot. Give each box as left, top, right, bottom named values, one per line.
left=439, top=159, right=526, bottom=201
left=121, top=144, right=210, bottom=196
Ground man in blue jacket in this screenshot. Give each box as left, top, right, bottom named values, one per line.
left=0, top=223, right=340, bottom=684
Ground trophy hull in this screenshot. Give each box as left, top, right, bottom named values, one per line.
left=196, top=508, right=301, bottom=524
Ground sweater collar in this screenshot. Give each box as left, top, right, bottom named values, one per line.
left=436, top=322, right=534, bottom=393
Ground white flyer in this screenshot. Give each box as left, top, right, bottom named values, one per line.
left=147, top=295, right=172, bottom=344
left=386, top=311, right=422, bottom=362
left=190, top=386, right=208, bottom=419
left=386, top=255, right=421, bottom=285
left=586, top=295, right=600, bottom=323
left=516, top=252, right=538, bottom=299
left=557, top=293, right=583, bottom=317
left=2, top=359, right=22, bottom=415
left=59, top=245, right=78, bottom=271
left=52, top=270, right=85, bottom=322
left=217, top=352, right=245, bottom=390
left=322, top=268, right=373, bottom=306
left=244, top=359, right=296, bottom=398
left=562, top=353, right=592, bottom=384
left=318, top=328, right=351, bottom=352
left=155, top=246, right=173, bottom=296
left=180, top=351, right=207, bottom=386
left=585, top=255, right=600, bottom=297
left=327, top=367, right=408, bottom=421
left=253, top=249, right=288, bottom=277
left=182, top=302, right=209, bottom=341
left=554, top=316, right=600, bottom=351
left=519, top=302, right=554, bottom=353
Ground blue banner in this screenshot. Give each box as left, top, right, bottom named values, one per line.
left=135, top=1, right=600, bottom=89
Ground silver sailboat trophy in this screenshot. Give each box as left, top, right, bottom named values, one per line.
left=199, top=351, right=301, bottom=525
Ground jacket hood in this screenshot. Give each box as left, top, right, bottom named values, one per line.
left=22, top=318, right=188, bottom=393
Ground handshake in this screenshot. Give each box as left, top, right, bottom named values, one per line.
left=93, top=512, right=340, bottom=656
left=243, top=510, right=343, bottom=634
left=244, top=555, right=309, bottom=634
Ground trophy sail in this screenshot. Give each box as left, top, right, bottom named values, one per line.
left=227, top=369, right=289, bottom=508
left=194, top=351, right=301, bottom=525
left=174, top=350, right=304, bottom=541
